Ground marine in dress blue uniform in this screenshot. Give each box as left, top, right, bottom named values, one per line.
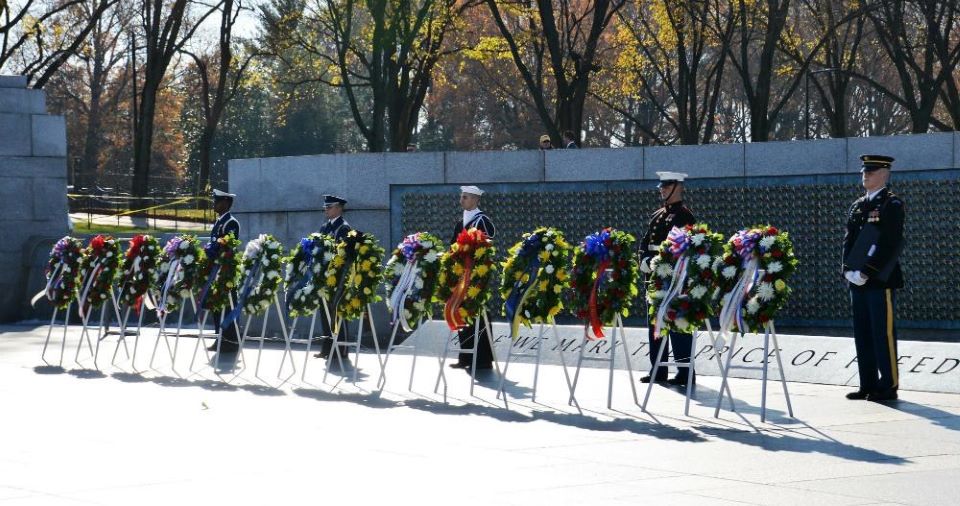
left=638, top=172, right=696, bottom=385
left=209, top=189, right=241, bottom=351
left=316, top=195, right=353, bottom=360
left=450, top=185, right=496, bottom=370
left=843, top=155, right=904, bottom=402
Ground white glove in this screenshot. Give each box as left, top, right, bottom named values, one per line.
left=844, top=270, right=868, bottom=286
left=639, top=257, right=652, bottom=274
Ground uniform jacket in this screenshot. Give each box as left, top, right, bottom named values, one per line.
left=210, top=212, right=240, bottom=242
left=639, top=201, right=696, bottom=263
left=842, top=187, right=904, bottom=290
left=321, top=215, right=352, bottom=243
left=451, top=210, right=495, bottom=244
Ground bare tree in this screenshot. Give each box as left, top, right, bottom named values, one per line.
left=131, top=0, right=223, bottom=197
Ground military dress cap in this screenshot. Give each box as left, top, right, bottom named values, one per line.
left=323, top=194, right=347, bottom=208
left=656, top=171, right=688, bottom=188
left=860, top=154, right=895, bottom=172
left=460, top=185, right=484, bottom=196
left=539, top=134, right=551, bottom=143
left=212, top=189, right=236, bottom=200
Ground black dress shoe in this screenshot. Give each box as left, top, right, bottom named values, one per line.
left=208, top=341, right=239, bottom=352
left=845, top=390, right=871, bottom=400
left=449, top=362, right=469, bottom=369
left=667, top=374, right=695, bottom=386
left=867, top=390, right=898, bottom=402
left=640, top=375, right=667, bottom=383
left=313, top=351, right=330, bottom=359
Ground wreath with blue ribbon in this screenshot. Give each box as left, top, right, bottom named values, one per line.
left=285, top=233, right=337, bottom=317
left=499, top=227, right=572, bottom=337
left=568, top=228, right=639, bottom=339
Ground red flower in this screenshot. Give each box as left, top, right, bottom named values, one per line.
left=701, top=270, right=713, bottom=279
left=667, top=310, right=677, bottom=320
left=772, top=250, right=783, bottom=258
left=767, top=226, right=778, bottom=235
left=725, top=256, right=736, bottom=265
left=764, top=274, right=773, bottom=282
left=759, top=314, right=770, bottom=323
left=695, top=311, right=706, bottom=320
left=680, top=300, right=690, bottom=310
left=90, top=235, right=105, bottom=252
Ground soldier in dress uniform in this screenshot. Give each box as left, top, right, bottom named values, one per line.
left=209, top=189, right=241, bottom=352
left=316, top=194, right=353, bottom=359
left=449, top=185, right=496, bottom=370
left=638, top=172, right=696, bottom=385
left=843, top=155, right=904, bottom=402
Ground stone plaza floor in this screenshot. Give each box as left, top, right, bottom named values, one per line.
left=1, top=322, right=958, bottom=505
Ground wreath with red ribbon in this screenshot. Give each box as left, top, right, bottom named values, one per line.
left=436, top=228, right=496, bottom=330
left=568, top=228, right=639, bottom=339
left=77, top=235, right=121, bottom=316
left=119, top=234, right=161, bottom=309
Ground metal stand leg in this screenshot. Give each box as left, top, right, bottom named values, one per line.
left=714, top=332, right=740, bottom=416
left=761, top=328, right=770, bottom=422
left=255, top=309, right=271, bottom=379
left=551, top=323, right=579, bottom=410
left=378, top=319, right=402, bottom=391
left=641, top=335, right=669, bottom=411
left=41, top=307, right=59, bottom=365
left=300, top=313, right=317, bottom=382
left=568, top=328, right=589, bottom=406
left=111, top=306, right=132, bottom=366
left=407, top=318, right=423, bottom=391
left=618, top=316, right=640, bottom=406
left=275, top=296, right=296, bottom=379
left=434, top=330, right=456, bottom=403
left=771, top=322, right=794, bottom=418
left=58, top=303, right=72, bottom=367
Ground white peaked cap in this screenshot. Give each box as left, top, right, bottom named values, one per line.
left=655, top=172, right=688, bottom=183
left=212, top=189, right=237, bottom=198
left=460, top=185, right=485, bottom=196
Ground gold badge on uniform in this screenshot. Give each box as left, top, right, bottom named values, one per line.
left=868, top=210, right=880, bottom=223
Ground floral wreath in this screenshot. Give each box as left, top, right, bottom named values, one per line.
left=436, top=228, right=497, bottom=330
left=499, top=227, right=572, bottom=337
left=646, top=224, right=724, bottom=337
left=569, top=228, right=639, bottom=339
left=237, top=234, right=285, bottom=316
left=285, top=233, right=337, bottom=317
left=384, top=232, right=444, bottom=331
left=324, top=230, right=385, bottom=324
left=715, top=225, right=798, bottom=334
left=119, top=234, right=161, bottom=309
left=197, top=234, right=242, bottom=312
left=39, top=236, right=84, bottom=309
left=156, top=235, right=205, bottom=315
left=77, top=235, right=121, bottom=316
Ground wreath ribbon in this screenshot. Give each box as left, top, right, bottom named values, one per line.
left=157, top=258, right=181, bottom=316
left=718, top=256, right=759, bottom=336
left=505, top=235, right=542, bottom=337
left=587, top=260, right=611, bottom=339
left=443, top=256, right=474, bottom=330
left=388, top=259, right=419, bottom=332
left=285, top=237, right=316, bottom=314
left=653, top=256, right=689, bottom=339
left=77, top=259, right=104, bottom=319
left=30, top=261, right=63, bottom=307
left=221, top=263, right=261, bottom=329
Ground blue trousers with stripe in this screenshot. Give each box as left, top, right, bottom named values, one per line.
left=850, top=288, right=899, bottom=392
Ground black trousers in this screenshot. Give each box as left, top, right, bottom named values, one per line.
left=213, top=293, right=239, bottom=344
left=851, top=288, right=899, bottom=392
left=646, top=325, right=692, bottom=379
left=457, top=320, right=493, bottom=367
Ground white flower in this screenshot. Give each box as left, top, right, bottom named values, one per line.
left=656, top=263, right=673, bottom=279
left=722, top=265, right=737, bottom=279
left=675, top=317, right=689, bottom=329
left=690, top=285, right=707, bottom=299
left=183, top=255, right=194, bottom=265
left=757, top=282, right=775, bottom=302
left=179, top=241, right=189, bottom=250
left=767, top=261, right=783, bottom=274
left=312, top=264, right=322, bottom=273
left=402, top=309, right=413, bottom=319
left=639, top=259, right=652, bottom=274
left=312, top=247, right=319, bottom=255
left=414, top=277, right=424, bottom=289
left=106, top=252, right=113, bottom=258
left=267, top=270, right=278, bottom=279
left=424, top=251, right=438, bottom=263
left=261, top=257, right=270, bottom=267
left=285, top=264, right=293, bottom=276
left=271, top=254, right=278, bottom=260
left=759, top=236, right=776, bottom=250
left=323, top=252, right=335, bottom=262
left=420, top=241, right=433, bottom=249
left=180, top=289, right=191, bottom=298
left=392, top=263, right=404, bottom=275
left=63, top=266, right=71, bottom=273
left=746, top=298, right=760, bottom=314
left=696, top=254, right=711, bottom=269
left=712, top=257, right=724, bottom=271
left=691, top=233, right=705, bottom=246
left=259, top=299, right=270, bottom=309
left=651, top=290, right=666, bottom=300
left=544, top=264, right=555, bottom=274
left=545, top=244, right=554, bottom=251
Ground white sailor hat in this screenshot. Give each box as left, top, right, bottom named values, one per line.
left=212, top=189, right=236, bottom=200
left=656, top=172, right=688, bottom=188
left=460, top=185, right=485, bottom=196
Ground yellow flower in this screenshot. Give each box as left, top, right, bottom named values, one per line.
left=467, top=286, right=480, bottom=298
left=349, top=298, right=362, bottom=309
left=513, top=271, right=522, bottom=281
left=538, top=280, right=549, bottom=292
left=332, top=256, right=345, bottom=267
left=474, top=247, right=486, bottom=257
left=359, top=245, right=369, bottom=254
left=475, top=264, right=489, bottom=277
left=520, top=273, right=529, bottom=283
left=363, top=287, right=371, bottom=295
left=326, top=275, right=337, bottom=287
left=452, top=263, right=464, bottom=276
left=353, top=274, right=363, bottom=284
left=556, top=270, right=568, bottom=281
left=548, top=305, right=561, bottom=317
left=774, top=279, right=787, bottom=292
left=361, top=260, right=372, bottom=271
left=553, top=284, right=562, bottom=294
left=458, top=307, right=469, bottom=318
left=538, top=251, right=550, bottom=262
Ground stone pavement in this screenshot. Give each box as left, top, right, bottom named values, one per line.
left=1, top=323, right=958, bottom=505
